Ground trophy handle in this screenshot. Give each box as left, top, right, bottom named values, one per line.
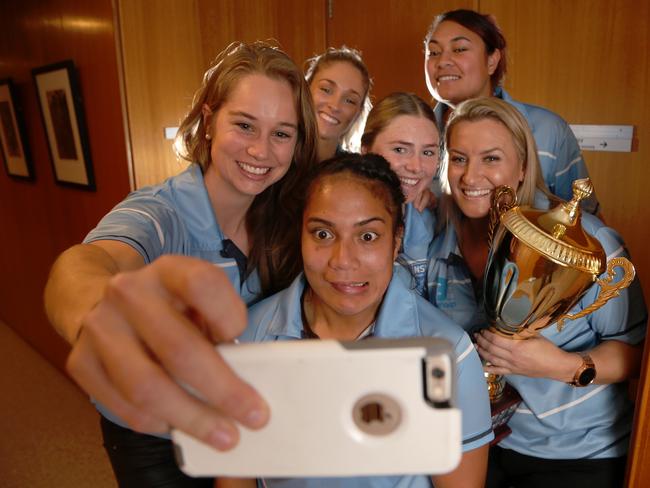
left=556, top=257, right=636, bottom=332
left=488, top=186, right=517, bottom=246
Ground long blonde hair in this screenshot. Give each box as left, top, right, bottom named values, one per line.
left=438, top=97, right=551, bottom=230
left=361, top=92, right=438, bottom=151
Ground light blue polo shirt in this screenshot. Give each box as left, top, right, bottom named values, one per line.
left=241, top=273, right=493, bottom=488
left=433, top=87, right=600, bottom=214
left=426, top=210, right=647, bottom=460
left=399, top=203, right=436, bottom=298
left=84, top=163, right=261, bottom=430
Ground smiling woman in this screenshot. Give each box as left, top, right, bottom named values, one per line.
left=304, top=46, right=372, bottom=161
left=427, top=97, right=647, bottom=488
left=361, top=92, right=440, bottom=296
left=44, top=41, right=318, bottom=487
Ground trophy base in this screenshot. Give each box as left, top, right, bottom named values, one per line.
left=490, top=383, right=522, bottom=445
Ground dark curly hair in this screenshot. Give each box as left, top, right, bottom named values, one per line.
left=305, top=153, right=405, bottom=237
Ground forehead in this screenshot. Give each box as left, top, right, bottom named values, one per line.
left=221, top=73, right=297, bottom=120
left=449, top=118, right=515, bottom=151
left=305, top=175, right=393, bottom=221
left=430, top=20, right=484, bottom=45
left=374, top=114, right=439, bottom=144
left=313, top=61, right=365, bottom=91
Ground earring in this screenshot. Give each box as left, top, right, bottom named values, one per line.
left=205, top=133, right=212, bottom=140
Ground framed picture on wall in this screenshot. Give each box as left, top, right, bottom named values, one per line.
left=32, top=60, right=95, bottom=190
left=0, top=78, right=34, bottom=180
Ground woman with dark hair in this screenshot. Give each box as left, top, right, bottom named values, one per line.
left=305, top=46, right=373, bottom=161
left=424, top=9, right=599, bottom=214
left=44, top=41, right=318, bottom=487
left=220, top=152, right=493, bottom=488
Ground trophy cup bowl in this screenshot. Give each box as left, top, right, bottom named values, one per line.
left=482, top=179, right=635, bottom=441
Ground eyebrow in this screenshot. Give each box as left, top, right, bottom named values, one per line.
left=318, top=78, right=362, bottom=97
left=449, top=147, right=504, bottom=155
left=429, top=36, right=472, bottom=45
left=480, top=147, right=504, bottom=154
left=388, top=140, right=439, bottom=148
left=307, top=216, right=386, bottom=227
left=228, top=110, right=298, bottom=129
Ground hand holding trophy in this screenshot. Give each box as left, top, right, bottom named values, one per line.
left=483, top=178, right=635, bottom=441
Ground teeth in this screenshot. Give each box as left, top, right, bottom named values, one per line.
left=463, top=188, right=491, bottom=197
left=336, top=282, right=366, bottom=287
left=319, top=112, right=339, bottom=125
left=400, top=177, right=418, bottom=186
left=438, top=75, right=460, bottom=82
left=238, top=161, right=270, bottom=175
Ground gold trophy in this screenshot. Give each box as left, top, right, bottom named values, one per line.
left=483, top=178, right=635, bottom=441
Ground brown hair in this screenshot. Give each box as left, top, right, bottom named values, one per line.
left=361, top=92, right=438, bottom=151
left=304, top=46, right=373, bottom=153
left=425, top=9, right=507, bottom=90
left=175, top=41, right=319, bottom=296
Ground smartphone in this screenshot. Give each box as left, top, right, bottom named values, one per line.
left=172, top=337, right=461, bottom=478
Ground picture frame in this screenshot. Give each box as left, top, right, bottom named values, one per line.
left=0, top=78, right=34, bottom=180
left=32, top=60, right=95, bottom=190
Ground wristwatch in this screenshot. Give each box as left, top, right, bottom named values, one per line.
left=569, top=353, right=596, bottom=387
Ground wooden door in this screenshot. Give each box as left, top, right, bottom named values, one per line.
left=326, top=0, right=477, bottom=102
left=117, top=0, right=326, bottom=188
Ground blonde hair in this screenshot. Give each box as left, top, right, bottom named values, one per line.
left=361, top=92, right=438, bottom=151
left=305, top=46, right=373, bottom=153
left=438, top=97, right=551, bottom=228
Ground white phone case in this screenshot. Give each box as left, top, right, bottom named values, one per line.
left=172, top=337, right=461, bottom=477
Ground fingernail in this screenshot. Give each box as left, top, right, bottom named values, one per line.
left=244, top=407, right=267, bottom=428
left=208, top=428, right=235, bottom=450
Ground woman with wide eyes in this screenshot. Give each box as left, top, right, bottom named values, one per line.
left=44, top=41, right=318, bottom=487
left=424, top=9, right=600, bottom=214
left=305, top=46, right=372, bottom=161
left=361, top=92, right=440, bottom=296
left=427, top=97, right=646, bottom=488
left=221, top=153, right=493, bottom=488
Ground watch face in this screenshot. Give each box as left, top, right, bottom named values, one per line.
left=578, top=368, right=596, bottom=386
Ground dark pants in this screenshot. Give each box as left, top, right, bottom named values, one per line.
left=100, top=415, right=214, bottom=488
left=486, top=446, right=627, bottom=488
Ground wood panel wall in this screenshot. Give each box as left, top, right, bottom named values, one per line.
left=482, top=2, right=650, bottom=484
left=4, top=0, right=649, bottom=484
left=0, top=0, right=131, bottom=368
left=327, top=0, right=478, bottom=102
left=117, top=0, right=326, bottom=188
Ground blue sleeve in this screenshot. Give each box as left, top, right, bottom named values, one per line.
left=578, top=216, right=647, bottom=344
left=83, top=194, right=185, bottom=264
left=453, top=331, right=494, bottom=451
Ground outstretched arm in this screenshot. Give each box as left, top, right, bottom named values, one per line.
left=44, top=242, right=269, bottom=450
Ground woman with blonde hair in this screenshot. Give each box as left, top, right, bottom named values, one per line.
left=305, top=46, right=372, bottom=160
left=427, top=97, right=646, bottom=488
left=44, top=41, right=318, bottom=487
left=361, top=92, right=440, bottom=295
